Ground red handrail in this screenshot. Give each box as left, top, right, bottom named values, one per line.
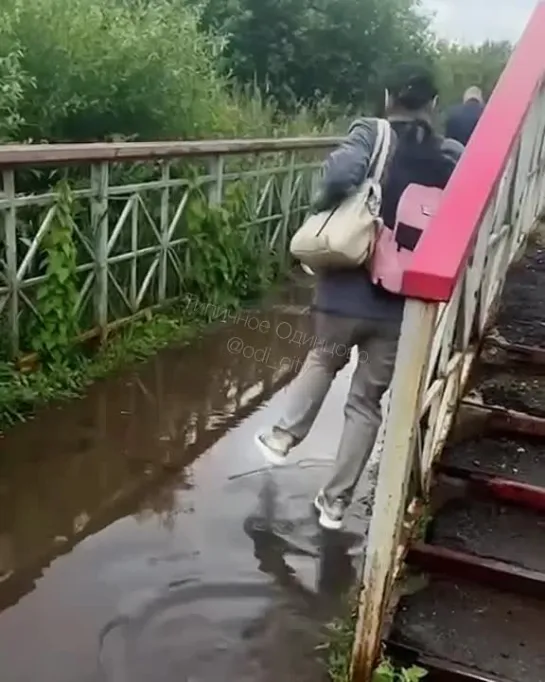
left=402, top=0, right=545, bottom=301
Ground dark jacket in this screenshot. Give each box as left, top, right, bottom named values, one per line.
left=445, top=99, right=484, bottom=146
left=312, top=116, right=463, bottom=323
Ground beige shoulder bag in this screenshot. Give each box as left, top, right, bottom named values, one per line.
left=290, top=118, right=392, bottom=270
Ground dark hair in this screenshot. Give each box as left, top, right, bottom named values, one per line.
left=386, top=62, right=438, bottom=111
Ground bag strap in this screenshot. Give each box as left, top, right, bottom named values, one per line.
left=367, top=118, right=385, bottom=176
left=369, top=118, right=392, bottom=183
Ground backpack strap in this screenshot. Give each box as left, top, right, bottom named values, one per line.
left=368, top=118, right=393, bottom=183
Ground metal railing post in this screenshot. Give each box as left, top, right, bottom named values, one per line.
left=2, top=170, right=18, bottom=357
left=158, top=161, right=171, bottom=302
left=91, top=161, right=109, bottom=339
left=351, top=299, right=437, bottom=681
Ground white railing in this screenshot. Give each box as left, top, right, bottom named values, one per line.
left=351, top=3, right=545, bottom=679
left=0, top=137, right=339, bottom=358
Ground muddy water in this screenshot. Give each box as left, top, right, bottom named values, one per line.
left=0, top=280, right=375, bottom=682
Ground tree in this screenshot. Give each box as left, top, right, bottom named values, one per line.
left=433, top=40, right=512, bottom=107
left=192, top=0, right=436, bottom=112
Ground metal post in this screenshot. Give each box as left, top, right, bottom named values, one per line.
left=351, top=299, right=437, bottom=681
left=3, top=170, right=18, bottom=357
left=130, top=195, right=139, bottom=312
left=91, top=162, right=109, bottom=339
left=207, top=155, right=224, bottom=206
left=280, top=152, right=296, bottom=265
left=158, top=161, right=171, bottom=302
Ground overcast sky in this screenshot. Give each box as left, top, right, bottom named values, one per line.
left=422, top=0, right=540, bottom=44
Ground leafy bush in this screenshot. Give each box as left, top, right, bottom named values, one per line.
left=373, top=658, right=427, bottom=682
left=182, top=183, right=280, bottom=310
left=26, top=181, right=79, bottom=366
left=0, top=0, right=335, bottom=144
left=0, top=48, right=33, bottom=141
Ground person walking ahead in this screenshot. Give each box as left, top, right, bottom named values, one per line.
left=445, top=86, right=485, bottom=146
left=255, top=63, right=463, bottom=530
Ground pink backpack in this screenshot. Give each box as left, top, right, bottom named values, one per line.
left=368, top=183, right=443, bottom=294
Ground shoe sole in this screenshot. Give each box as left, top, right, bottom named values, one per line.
left=314, top=493, right=343, bottom=531
left=254, top=433, right=289, bottom=467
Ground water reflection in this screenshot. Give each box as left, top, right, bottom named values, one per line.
left=244, top=473, right=358, bottom=599
left=90, top=469, right=362, bottom=682
left=0, top=305, right=311, bottom=610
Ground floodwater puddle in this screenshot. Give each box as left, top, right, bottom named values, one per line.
left=0, top=282, right=375, bottom=682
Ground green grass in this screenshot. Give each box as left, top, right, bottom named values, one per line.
left=320, top=597, right=428, bottom=682
left=321, top=596, right=357, bottom=682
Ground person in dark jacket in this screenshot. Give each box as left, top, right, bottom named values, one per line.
left=255, top=63, right=463, bottom=530
left=445, top=86, right=485, bottom=146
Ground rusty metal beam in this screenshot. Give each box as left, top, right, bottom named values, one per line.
left=386, top=641, right=514, bottom=682
left=407, top=543, right=545, bottom=600
left=483, top=336, right=545, bottom=367
left=460, top=399, right=545, bottom=438
left=434, top=463, right=545, bottom=513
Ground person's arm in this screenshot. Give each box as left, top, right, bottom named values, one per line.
left=312, top=118, right=379, bottom=212
left=435, top=136, right=464, bottom=188
left=441, top=137, right=464, bottom=171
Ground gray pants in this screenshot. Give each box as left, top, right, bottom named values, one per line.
left=275, top=311, right=399, bottom=505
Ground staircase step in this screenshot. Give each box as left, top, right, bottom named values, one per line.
left=476, top=370, right=545, bottom=418
left=429, top=496, right=545, bottom=574
left=388, top=640, right=516, bottom=682
left=408, top=543, right=545, bottom=600
left=442, top=435, right=545, bottom=487
left=391, top=577, right=545, bottom=682
left=496, top=244, right=545, bottom=346
left=498, top=251, right=545, bottom=331
left=434, top=465, right=545, bottom=513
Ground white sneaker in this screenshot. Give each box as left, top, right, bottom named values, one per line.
left=254, top=429, right=294, bottom=466
left=313, top=490, right=346, bottom=530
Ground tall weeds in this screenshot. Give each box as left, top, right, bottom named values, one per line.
left=0, top=0, right=340, bottom=144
